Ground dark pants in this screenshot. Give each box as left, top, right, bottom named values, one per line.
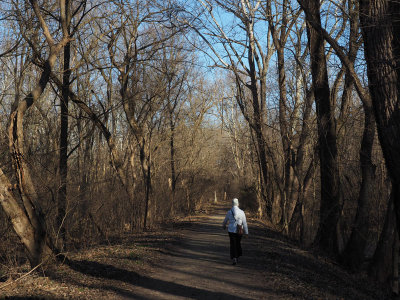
left=229, top=232, right=243, bottom=259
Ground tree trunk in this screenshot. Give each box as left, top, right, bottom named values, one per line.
left=141, top=141, right=151, bottom=230
left=0, top=168, right=52, bottom=267
left=393, top=231, right=399, bottom=295
left=277, top=41, right=291, bottom=229
left=169, top=110, right=177, bottom=193
left=57, top=31, right=71, bottom=251
left=342, top=101, right=376, bottom=268
left=337, top=0, right=377, bottom=268
left=289, top=158, right=316, bottom=243
left=300, top=0, right=340, bottom=255
left=3, top=25, right=68, bottom=266
left=269, top=0, right=293, bottom=230
left=369, top=194, right=397, bottom=289
left=359, top=0, right=400, bottom=243
left=169, top=109, right=176, bottom=215
left=247, top=58, right=270, bottom=218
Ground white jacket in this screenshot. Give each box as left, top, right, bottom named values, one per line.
left=222, top=206, right=249, bottom=234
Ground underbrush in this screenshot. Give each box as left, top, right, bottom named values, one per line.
left=0, top=229, right=182, bottom=298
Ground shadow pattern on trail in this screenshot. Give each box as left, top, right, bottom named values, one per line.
left=62, top=259, right=252, bottom=300
left=47, top=203, right=388, bottom=300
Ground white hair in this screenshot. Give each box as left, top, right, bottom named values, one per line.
left=232, top=198, right=239, bottom=206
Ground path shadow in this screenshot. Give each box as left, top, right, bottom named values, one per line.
left=204, top=204, right=387, bottom=299
left=57, top=259, right=253, bottom=299
left=2, top=298, right=61, bottom=300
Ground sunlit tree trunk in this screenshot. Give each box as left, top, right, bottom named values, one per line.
left=2, top=0, right=70, bottom=266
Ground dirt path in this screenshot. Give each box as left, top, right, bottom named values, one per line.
left=125, top=205, right=270, bottom=299
left=1, top=203, right=388, bottom=299
left=97, top=203, right=386, bottom=299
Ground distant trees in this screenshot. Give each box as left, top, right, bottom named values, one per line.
left=187, top=0, right=317, bottom=238
left=187, top=0, right=274, bottom=217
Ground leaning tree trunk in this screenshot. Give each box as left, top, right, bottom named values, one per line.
left=4, top=32, right=68, bottom=266
left=300, top=0, right=341, bottom=255
left=342, top=100, right=376, bottom=269
left=0, top=168, right=52, bottom=267
left=338, top=0, right=377, bottom=269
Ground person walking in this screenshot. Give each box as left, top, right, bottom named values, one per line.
left=222, top=198, right=248, bottom=265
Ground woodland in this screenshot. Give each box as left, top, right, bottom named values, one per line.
left=0, top=0, right=400, bottom=296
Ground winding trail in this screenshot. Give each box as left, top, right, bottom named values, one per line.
left=111, top=203, right=384, bottom=299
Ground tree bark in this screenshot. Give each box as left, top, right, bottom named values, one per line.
left=247, top=25, right=271, bottom=217
left=299, top=0, right=341, bottom=255
left=298, top=0, right=377, bottom=264
left=359, top=0, right=400, bottom=243
left=334, top=0, right=377, bottom=268
left=369, top=194, right=397, bottom=289
left=57, top=0, right=71, bottom=249
left=7, top=54, right=62, bottom=267
left=169, top=107, right=177, bottom=215
left=140, top=141, right=152, bottom=230
left=268, top=0, right=292, bottom=229
left=3, top=0, right=70, bottom=265
left=342, top=101, right=376, bottom=268
left=0, top=168, right=52, bottom=267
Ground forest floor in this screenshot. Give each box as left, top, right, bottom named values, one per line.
left=0, top=202, right=390, bottom=299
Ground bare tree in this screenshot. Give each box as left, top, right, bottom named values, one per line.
left=1, top=0, right=71, bottom=267
left=298, top=0, right=341, bottom=255
left=357, top=0, right=400, bottom=288
left=358, top=0, right=400, bottom=236
left=179, top=0, right=276, bottom=216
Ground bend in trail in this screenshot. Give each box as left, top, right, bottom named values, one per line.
left=117, top=202, right=383, bottom=300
